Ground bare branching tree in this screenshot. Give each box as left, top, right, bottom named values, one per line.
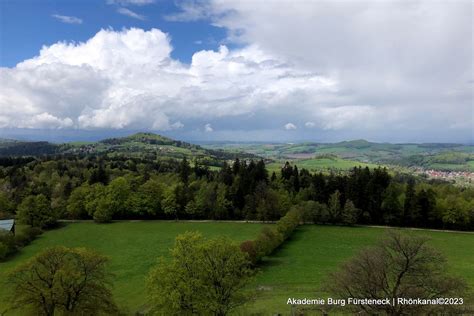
left=325, top=232, right=471, bottom=315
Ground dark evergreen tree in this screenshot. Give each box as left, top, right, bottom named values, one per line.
left=416, top=188, right=436, bottom=227
left=281, top=162, right=293, bottom=180
left=403, top=178, right=418, bottom=226
left=179, top=157, right=191, bottom=185
left=292, top=166, right=300, bottom=192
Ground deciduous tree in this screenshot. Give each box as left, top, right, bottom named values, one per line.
left=325, top=232, right=469, bottom=315
left=7, top=246, right=118, bottom=315
left=17, top=194, right=57, bottom=229
left=147, top=232, right=253, bottom=316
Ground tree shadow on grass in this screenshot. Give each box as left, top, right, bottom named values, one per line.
left=258, top=227, right=307, bottom=269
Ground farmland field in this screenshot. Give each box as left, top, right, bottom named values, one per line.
left=0, top=221, right=268, bottom=314
left=267, top=157, right=380, bottom=174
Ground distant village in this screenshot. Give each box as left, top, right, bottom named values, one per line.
left=416, top=168, right=474, bottom=186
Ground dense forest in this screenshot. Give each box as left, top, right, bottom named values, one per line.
left=0, top=154, right=472, bottom=232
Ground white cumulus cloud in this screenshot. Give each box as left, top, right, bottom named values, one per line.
left=1, top=4, right=472, bottom=144
left=167, top=0, right=472, bottom=141
left=284, top=123, right=297, bottom=130
left=0, top=28, right=339, bottom=131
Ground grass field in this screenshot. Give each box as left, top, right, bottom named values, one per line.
left=1, top=223, right=473, bottom=315
left=243, top=225, right=474, bottom=315
left=0, top=221, right=267, bottom=314
left=267, top=157, right=381, bottom=174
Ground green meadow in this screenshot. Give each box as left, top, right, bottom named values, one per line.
left=0, top=221, right=267, bottom=314
left=1, top=223, right=473, bottom=315
left=245, top=225, right=474, bottom=314
left=267, top=157, right=380, bottom=174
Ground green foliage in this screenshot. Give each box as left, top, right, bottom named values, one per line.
left=246, top=207, right=303, bottom=263
left=0, top=191, right=14, bottom=215
left=105, top=176, right=131, bottom=217
left=147, top=232, right=254, bottom=315
left=0, top=222, right=266, bottom=312
left=67, top=184, right=91, bottom=219
left=7, top=246, right=118, bottom=315
left=128, top=178, right=164, bottom=217
left=17, top=194, right=57, bottom=229
left=179, top=157, right=191, bottom=184
left=403, top=178, right=417, bottom=224
left=300, top=200, right=329, bottom=223
left=0, top=242, right=8, bottom=260
left=192, top=181, right=231, bottom=220
left=162, top=186, right=179, bottom=220
left=381, top=182, right=403, bottom=224
left=0, top=233, right=15, bottom=260
left=0, top=226, right=43, bottom=261
left=82, top=184, right=105, bottom=220
left=249, top=225, right=474, bottom=313
left=93, top=197, right=114, bottom=223
left=328, top=190, right=342, bottom=223
left=13, top=226, right=42, bottom=248
left=341, top=200, right=358, bottom=225
left=1, top=140, right=473, bottom=233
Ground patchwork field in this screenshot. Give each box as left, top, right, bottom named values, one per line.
left=0, top=221, right=268, bottom=314
left=203, top=141, right=474, bottom=172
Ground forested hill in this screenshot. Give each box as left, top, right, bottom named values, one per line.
left=0, top=138, right=60, bottom=156
left=0, top=132, right=257, bottom=162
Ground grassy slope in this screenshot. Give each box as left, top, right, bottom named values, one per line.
left=266, top=157, right=380, bottom=174
left=294, top=157, right=379, bottom=170
left=0, top=221, right=267, bottom=314
left=245, top=225, right=474, bottom=315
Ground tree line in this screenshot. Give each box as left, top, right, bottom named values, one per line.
left=0, top=155, right=472, bottom=230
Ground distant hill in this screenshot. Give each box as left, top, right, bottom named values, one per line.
left=203, top=139, right=474, bottom=171
left=0, top=139, right=61, bottom=156
left=1, top=135, right=472, bottom=171
left=0, top=133, right=257, bottom=163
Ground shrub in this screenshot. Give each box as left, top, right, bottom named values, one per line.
left=14, top=227, right=42, bottom=247
left=0, top=233, right=16, bottom=260
left=240, top=240, right=258, bottom=265
left=248, top=208, right=303, bottom=263
left=0, top=242, right=9, bottom=260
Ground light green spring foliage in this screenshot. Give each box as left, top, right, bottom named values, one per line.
left=341, top=200, right=358, bottom=225
left=146, top=231, right=254, bottom=316
left=6, top=246, right=118, bottom=316
left=17, top=194, right=57, bottom=229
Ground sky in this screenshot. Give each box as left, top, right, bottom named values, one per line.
left=0, top=0, right=472, bottom=143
